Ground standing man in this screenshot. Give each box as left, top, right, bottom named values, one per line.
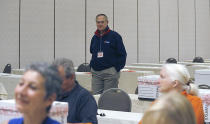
left=52, top=58, right=98, bottom=124
left=90, top=14, right=127, bottom=95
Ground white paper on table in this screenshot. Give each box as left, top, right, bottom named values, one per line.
left=138, top=85, right=159, bottom=99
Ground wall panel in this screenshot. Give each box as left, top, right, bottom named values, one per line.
left=20, top=0, right=54, bottom=68
left=196, top=0, right=210, bottom=59
left=179, top=0, right=196, bottom=61
left=160, top=0, right=179, bottom=61
left=114, top=0, right=137, bottom=65
left=0, top=0, right=19, bottom=71
left=55, top=0, right=85, bottom=66
left=139, top=0, right=159, bottom=63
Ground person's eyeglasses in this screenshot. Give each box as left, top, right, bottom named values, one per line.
left=96, top=21, right=105, bottom=24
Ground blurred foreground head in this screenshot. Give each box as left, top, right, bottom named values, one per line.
left=142, top=91, right=196, bottom=124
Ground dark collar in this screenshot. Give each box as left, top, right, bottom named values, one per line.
left=57, top=81, right=79, bottom=100
left=95, top=26, right=111, bottom=37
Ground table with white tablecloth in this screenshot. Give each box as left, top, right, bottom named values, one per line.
left=0, top=82, right=8, bottom=99
left=1, top=70, right=155, bottom=99
left=130, top=62, right=210, bottom=79
left=0, top=99, right=143, bottom=124
left=97, top=109, right=143, bottom=124
left=124, top=66, right=161, bottom=75
left=119, top=70, right=154, bottom=94
left=11, top=67, right=78, bottom=75
left=131, top=63, right=163, bottom=67
left=76, top=69, right=155, bottom=94
left=0, top=72, right=93, bottom=99
left=11, top=69, right=25, bottom=75
left=76, top=72, right=92, bottom=91
left=0, top=73, right=21, bottom=99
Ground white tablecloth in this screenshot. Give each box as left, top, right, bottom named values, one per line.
left=0, top=99, right=143, bottom=124
left=75, top=72, right=92, bottom=91
left=132, top=63, right=163, bottom=67
left=76, top=70, right=154, bottom=94
left=0, top=72, right=92, bottom=99
left=0, top=73, right=21, bottom=99
left=97, top=109, right=143, bottom=124
left=0, top=83, right=8, bottom=99
left=3, top=70, right=155, bottom=99
left=11, top=69, right=25, bottom=75
left=124, top=66, right=161, bottom=75
left=119, top=70, right=154, bottom=93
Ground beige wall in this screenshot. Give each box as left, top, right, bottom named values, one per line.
left=0, top=0, right=210, bottom=71
left=0, top=0, right=19, bottom=71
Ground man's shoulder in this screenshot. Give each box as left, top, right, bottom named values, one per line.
left=76, top=83, right=97, bottom=105
left=76, top=83, right=93, bottom=97
left=110, top=30, right=120, bottom=35
left=109, top=30, right=122, bottom=39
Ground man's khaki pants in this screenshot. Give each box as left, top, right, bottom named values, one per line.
left=91, top=67, right=120, bottom=95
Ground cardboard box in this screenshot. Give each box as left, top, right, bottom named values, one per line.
left=195, top=69, right=210, bottom=86
left=138, top=75, right=160, bottom=100
left=199, top=89, right=210, bottom=123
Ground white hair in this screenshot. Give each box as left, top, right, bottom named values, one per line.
left=162, top=64, right=198, bottom=96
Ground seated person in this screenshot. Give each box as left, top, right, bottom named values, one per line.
left=158, top=64, right=204, bottom=124
left=52, top=58, right=98, bottom=124
left=4, top=63, right=62, bottom=124
left=142, top=91, right=196, bottom=124
left=193, top=56, right=204, bottom=63
left=166, top=57, right=177, bottom=64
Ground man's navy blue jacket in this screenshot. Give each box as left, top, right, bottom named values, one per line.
left=90, top=27, right=127, bottom=72
left=56, top=81, right=98, bottom=124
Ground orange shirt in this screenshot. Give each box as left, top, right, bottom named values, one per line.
left=181, top=91, right=204, bottom=124
left=139, top=91, right=204, bottom=124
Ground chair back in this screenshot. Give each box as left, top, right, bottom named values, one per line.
left=77, top=63, right=90, bottom=72
left=3, top=64, right=11, bottom=74
left=135, top=86, right=138, bottom=94
left=98, top=88, right=131, bottom=112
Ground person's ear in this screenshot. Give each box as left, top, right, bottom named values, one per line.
left=45, top=93, right=56, bottom=107
left=69, top=74, right=75, bottom=81
left=172, top=80, right=179, bottom=88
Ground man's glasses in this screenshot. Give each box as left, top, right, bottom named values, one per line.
left=96, top=21, right=105, bottom=24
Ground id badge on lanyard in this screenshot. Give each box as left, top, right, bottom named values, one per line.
left=98, top=35, right=104, bottom=58
left=97, top=51, right=103, bottom=58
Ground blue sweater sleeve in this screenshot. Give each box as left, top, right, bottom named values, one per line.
left=90, top=37, right=94, bottom=54
left=114, top=33, right=127, bottom=72
left=77, top=90, right=98, bottom=124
